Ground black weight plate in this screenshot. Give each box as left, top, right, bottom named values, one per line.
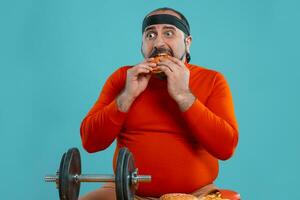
left=123, top=150, right=135, bottom=200
left=59, top=153, right=66, bottom=200
left=59, top=153, right=68, bottom=200
left=60, top=148, right=81, bottom=200
left=68, top=148, right=81, bottom=200
left=116, top=148, right=128, bottom=200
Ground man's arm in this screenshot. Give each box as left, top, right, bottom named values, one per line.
left=174, top=90, right=196, bottom=112
left=156, top=57, right=239, bottom=160
left=80, top=60, right=154, bottom=153
left=80, top=67, right=128, bottom=153
left=181, top=72, right=239, bottom=160
left=116, top=90, right=136, bottom=113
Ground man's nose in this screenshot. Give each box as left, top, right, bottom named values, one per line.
left=153, top=34, right=167, bottom=49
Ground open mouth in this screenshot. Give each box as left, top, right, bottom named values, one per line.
left=149, top=47, right=173, bottom=58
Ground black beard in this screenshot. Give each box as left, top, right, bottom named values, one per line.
left=179, top=52, right=186, bottom=61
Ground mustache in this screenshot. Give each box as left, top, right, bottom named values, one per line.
left=149, top=47, right=174, bottom=58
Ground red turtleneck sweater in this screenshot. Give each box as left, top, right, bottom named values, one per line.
left=80, top=63, right=238, bottom=197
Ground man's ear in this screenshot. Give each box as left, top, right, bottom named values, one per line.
left=141, top=41, right=146, bottom=58
left=185, top=35, right=192, bottom=54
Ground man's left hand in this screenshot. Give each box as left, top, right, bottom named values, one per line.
left=157, top=56, right=196, bottom=111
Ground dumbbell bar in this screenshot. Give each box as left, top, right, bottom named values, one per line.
left=45, top=173, right=150, bottom=183
left=45, top=147, right=151, bottom=200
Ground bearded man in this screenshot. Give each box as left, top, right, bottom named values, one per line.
left=80, top=7, right=239, bottom=200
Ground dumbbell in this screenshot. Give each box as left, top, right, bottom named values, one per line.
left=45, top=147, right=151, bottom=200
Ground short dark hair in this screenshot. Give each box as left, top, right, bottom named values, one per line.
left=143, top=7, right=191, bottom=63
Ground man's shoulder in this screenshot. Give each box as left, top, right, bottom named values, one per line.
left=110, top=65, right=132, bottom=77
left=115, top=65, right=132, bottom=72
left=104, top=66, right=132, bottom=84
left=187, top=63, right=229, bottom=86
left=187, top=63, right=220, bottom=77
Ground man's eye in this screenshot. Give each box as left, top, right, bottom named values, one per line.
left=146, top=32, right=156, bottom=39
left=164, top=31, right=174, bottom=37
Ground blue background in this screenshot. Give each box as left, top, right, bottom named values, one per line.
left=1, top=0, right=299, bottom=199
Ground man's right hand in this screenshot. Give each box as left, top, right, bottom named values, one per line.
left=116, top=58, right=156, bottom=112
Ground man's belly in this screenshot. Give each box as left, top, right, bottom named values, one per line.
left=113, top=131, right=219, bottom=197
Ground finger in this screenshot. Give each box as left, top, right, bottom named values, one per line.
left=136, top=63, right=156, bottom=71
left=161, top=56, right=184, bottom=69
left=145, top=62, right=157, bottom=67
left=134, top=58, right=155, bottom=67
left=138, top=61, right=157, bottom=67
left=165, top=56, right=186, bottom=68
left=160, top=56, right=180, bottom=67
left=157, top=60, right=178, bottom=72
left=132, top=67, right=152, bottom=75
left=144, top=57, right=155, bottom=63
left=144, top=73, right=152, bottom=80
left=140, top=62, right=158, bottom=72
left=157, top=63, right=174, bottom=72
left=157, top=65, right=173, bottom=77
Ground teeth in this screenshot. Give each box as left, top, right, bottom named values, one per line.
left=157, top=53, right=168, bottom=56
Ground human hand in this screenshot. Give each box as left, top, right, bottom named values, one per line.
left=123, top=58, right=156, bottom=99
left=157, top=56, right=191, bottom=101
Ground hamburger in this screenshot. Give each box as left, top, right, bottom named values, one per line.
left=151, top=53, right=169, bottom=74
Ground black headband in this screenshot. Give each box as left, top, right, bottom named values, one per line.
left=142, top=14, right=190, bottom=36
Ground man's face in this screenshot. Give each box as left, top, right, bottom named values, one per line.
left=141, top=11, right=192, bottom=62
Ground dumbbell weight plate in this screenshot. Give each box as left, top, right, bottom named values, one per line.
left=60, top=148, right=81, bottom=200
left=59, top=153, right=66, bottom=199
left=123, top=150, right=135, bottom=200
left=116, top=148, right=129, bottom=200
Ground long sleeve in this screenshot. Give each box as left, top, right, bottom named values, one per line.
left=80, top=67, right=128, bottom=153
left=181, top=72, right=239, bottom=160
